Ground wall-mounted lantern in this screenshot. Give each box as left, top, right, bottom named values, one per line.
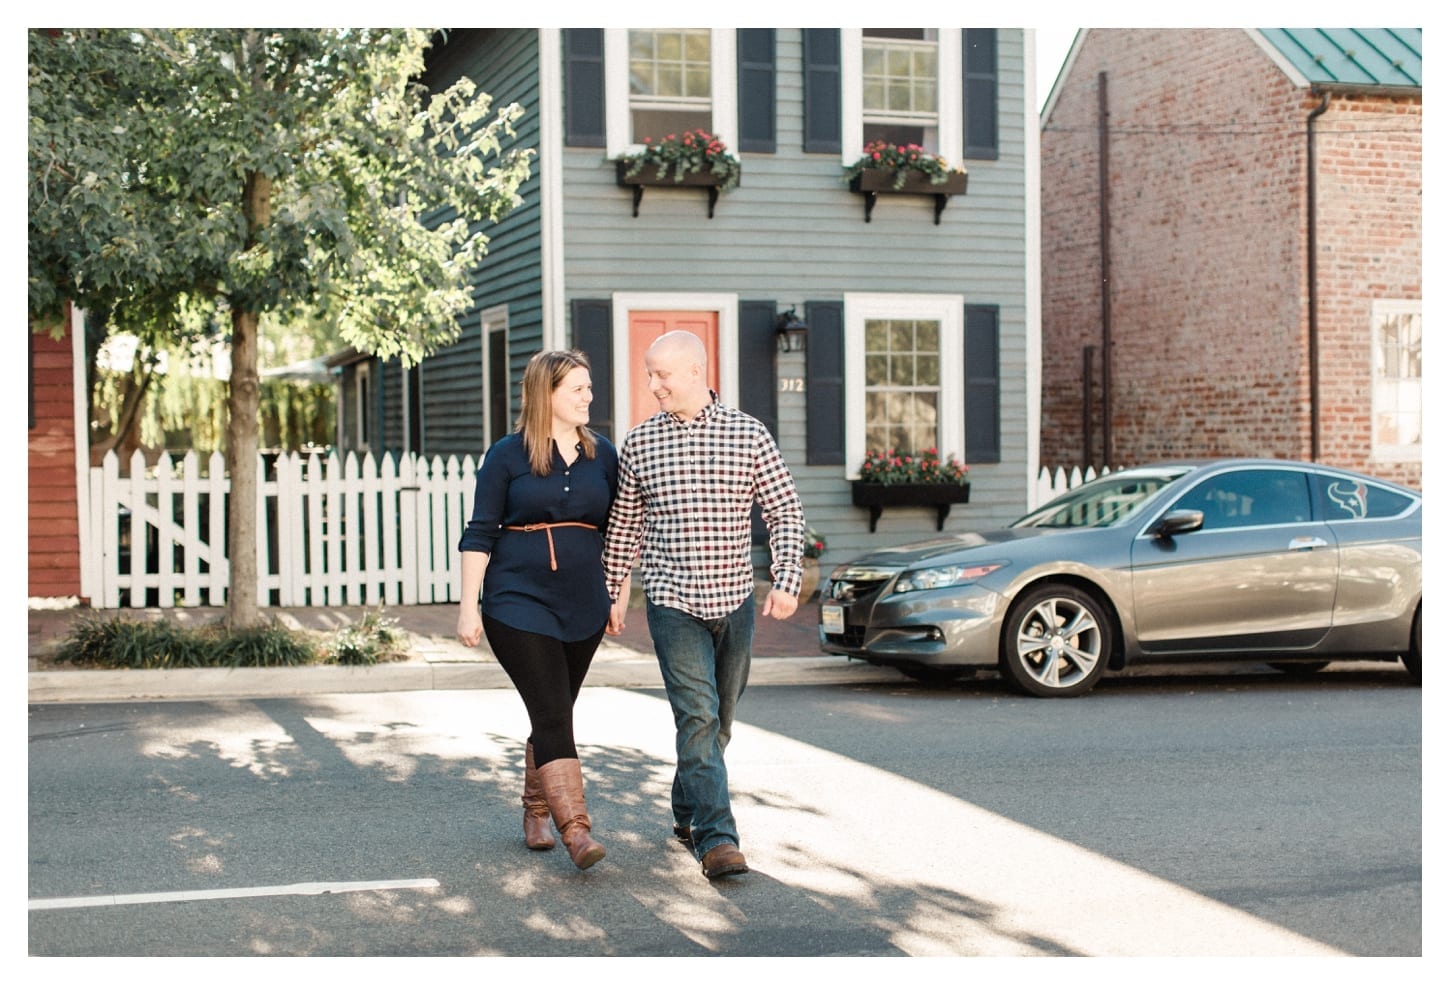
left=775, top=308, right=808, bottom=352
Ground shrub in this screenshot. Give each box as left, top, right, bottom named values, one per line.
left=57, top=614, right=216, bottom=669
left=53, top=610, right=404, bottom=669
left=320, top=609, right=409, bottom=666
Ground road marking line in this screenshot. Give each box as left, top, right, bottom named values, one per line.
left=28, top=878, right=440, bottom=911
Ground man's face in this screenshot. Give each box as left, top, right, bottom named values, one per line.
left=644, top=344, right=703, bottom=417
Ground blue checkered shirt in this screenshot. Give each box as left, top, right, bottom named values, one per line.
left=602, top=394, right=804, bottom=620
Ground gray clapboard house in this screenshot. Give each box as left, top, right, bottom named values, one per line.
left=336, top=28, right=1042, bottom=569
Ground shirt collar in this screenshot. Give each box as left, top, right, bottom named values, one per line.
left=671, top=390, right=721, bottom=427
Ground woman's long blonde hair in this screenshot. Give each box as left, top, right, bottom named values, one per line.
left=516, top=349, right=598, bottom=476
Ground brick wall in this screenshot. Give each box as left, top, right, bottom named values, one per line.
left=1040, top=28, right=1421, bottom=489
left=29, top=323, right=83, bottom=599
left=1310, top=93, right=1422, bottom=489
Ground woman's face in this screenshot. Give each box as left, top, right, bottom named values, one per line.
left=551, top=365, right=593, bottom=429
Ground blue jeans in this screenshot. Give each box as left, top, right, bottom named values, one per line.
left=646, top=595, right=755, bottom=860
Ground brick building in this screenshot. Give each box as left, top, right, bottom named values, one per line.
left=1039, top=28, right=1421, bottom=489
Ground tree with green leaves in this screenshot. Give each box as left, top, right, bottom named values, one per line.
left=29, top=28, right=533, bottom=626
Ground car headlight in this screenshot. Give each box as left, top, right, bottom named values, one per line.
left=893, top=563, right=1005, bottom=594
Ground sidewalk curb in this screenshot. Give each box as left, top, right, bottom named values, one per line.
left=27, top=656, right=902, bottom=704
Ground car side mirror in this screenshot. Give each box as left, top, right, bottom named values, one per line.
left=1151, top=509, right=1204, bottom=539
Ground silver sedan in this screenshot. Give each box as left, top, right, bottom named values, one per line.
left=818, top=459, right=1422, bottom=696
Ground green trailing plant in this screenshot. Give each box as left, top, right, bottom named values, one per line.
left=618, top=129, right=741, bottom=190
left=844, top=139, right=966, bottom=190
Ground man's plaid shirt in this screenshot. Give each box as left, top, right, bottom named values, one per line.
left=602, top=394, right=805, bottom=620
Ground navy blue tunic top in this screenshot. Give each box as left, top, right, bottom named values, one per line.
left=458, top=431, right=618, bottom=642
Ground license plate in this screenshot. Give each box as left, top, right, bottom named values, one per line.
left=821, top=604, right=844, bottom=635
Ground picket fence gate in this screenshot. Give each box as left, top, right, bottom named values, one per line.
left=83, top=450, right=1109, bottom=610
left=86, top=449, right=478, bottom=609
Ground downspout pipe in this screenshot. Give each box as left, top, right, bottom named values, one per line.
left=1097, top=72, right=1113, bottom=468
left=1306, top=88, right=1330, bottom=461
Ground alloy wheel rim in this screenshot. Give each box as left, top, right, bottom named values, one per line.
left=1016, top=598, right=1101, bottom=688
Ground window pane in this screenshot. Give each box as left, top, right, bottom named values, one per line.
left=865, top=354, right=888, bottom=386
left=889, top=355, right=913, bottom=386
left=917, top=354, right=939, bottom=385
left=916, top=319, right=938, bottom=349
left=865, top=319, right=889, bottom=351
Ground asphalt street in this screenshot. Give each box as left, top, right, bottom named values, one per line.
left=28, top=666, right=1421, bottom=960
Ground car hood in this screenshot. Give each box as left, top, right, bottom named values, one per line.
left=838, top=527, right=1063, bottom=567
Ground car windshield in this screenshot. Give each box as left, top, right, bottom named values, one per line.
left=1013, top=468, right=1191, bottom=529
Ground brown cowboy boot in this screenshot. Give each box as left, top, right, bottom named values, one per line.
left=535, top=758, right=606, bottom=869
left=521, top=743, right=555, bottom=851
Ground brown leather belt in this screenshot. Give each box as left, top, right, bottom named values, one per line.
left=504, top=522, right=598, bottom=571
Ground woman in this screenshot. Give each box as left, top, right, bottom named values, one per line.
left=456, top=349, right=620, bottom=869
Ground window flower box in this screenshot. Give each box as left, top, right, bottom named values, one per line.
left=851, top=480, right=971, bottom=532
left=848, top=169, right=968, bottom=224
left=844, top=140, right=968, bottom=224
left=851, top=447, right=971, bottom=531
left=614, top=130, right=741, bottom=219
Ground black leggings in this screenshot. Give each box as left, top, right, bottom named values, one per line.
left=482, top=614, right=605, bottom=768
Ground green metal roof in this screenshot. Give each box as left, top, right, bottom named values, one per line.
left=1257, top=28, right=1421, bottom=88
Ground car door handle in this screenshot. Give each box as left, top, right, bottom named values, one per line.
left=1288, top=536, right=1329, bottom=550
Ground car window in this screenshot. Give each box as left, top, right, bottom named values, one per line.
left=1170, top=469, right=1312, bottom=530
left=1314, top=474, right=1416, bottom=520
left=1014, top=471, right=1186, bottom=529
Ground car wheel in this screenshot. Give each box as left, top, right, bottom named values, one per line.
left=1403, top=607, right=1421, bottom=684
left=1000, top=585, right=1112, bottom=698
left=1267, top=661, right=1329, bottom=674
left=898, top=664, right=970, bottom=684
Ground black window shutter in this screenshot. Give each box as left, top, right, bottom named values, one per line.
left=802, top=29, right=841, bottom=155
left=737, top=30, right=776, bottom=154
left=964, top=304, right=1001, bottom=463
left=737, top=300, right=779, bottom=437
left=963, top=29, right=999, bottom=160
left=571, top=299, right=614, bottom=442
left=563, top=29, right=606, bottom=148
left=805, top=301, right=845, bottom=465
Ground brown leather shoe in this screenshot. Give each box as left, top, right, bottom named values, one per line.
left=700, top=843, right=748, bottom=880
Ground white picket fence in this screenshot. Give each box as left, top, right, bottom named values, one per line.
left=86, top=449, right=477, bottom=609
left=82, top=450, right=1108, bottom=610
left=1031, top=464, right=1111, bottom=510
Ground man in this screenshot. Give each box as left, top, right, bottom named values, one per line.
left=603, top=330, right=805, bottom=881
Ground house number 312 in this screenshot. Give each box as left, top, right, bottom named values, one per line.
left=779, top=378, right=805, bottom=392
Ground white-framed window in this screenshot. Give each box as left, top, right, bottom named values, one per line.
left=863, top=29, right=940, bottom=151
left=354, top=362, right=373, bottom=453
left=605, top=29, right=738, bottom=157
left=844, top=293, right=964, bottom=476
left=479, top=304, right=510, bottom=448
left=1371, top=299, right=1421, bottom=461
left=841, top=28, right=961, bottom=167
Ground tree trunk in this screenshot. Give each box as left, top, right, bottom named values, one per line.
left=227, top=305, right=262, bottom=627
left=226, top=170, right=271, bottom=628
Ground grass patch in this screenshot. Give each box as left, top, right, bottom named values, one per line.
left=55, top=609, right=410, bottom=669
